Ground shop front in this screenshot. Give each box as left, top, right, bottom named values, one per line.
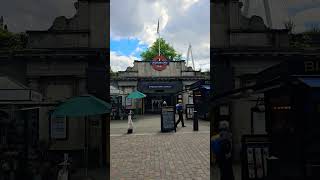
left=211, top=57, right=320, bottom=179
left=188, top=80, right=211, bottom=120
left=253, top=59, right=320, bottom=179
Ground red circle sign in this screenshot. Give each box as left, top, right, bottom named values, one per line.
left=151, top=55, right=169, bottom=71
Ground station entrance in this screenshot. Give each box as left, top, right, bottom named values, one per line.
left=137, top=80, right=183, bottom=114
left=144, top=94, right=175, bottom=113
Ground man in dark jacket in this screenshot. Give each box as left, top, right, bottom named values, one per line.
left=175, top=100, right=186, bottom=127
left=215, top=121, right=234, bottom=180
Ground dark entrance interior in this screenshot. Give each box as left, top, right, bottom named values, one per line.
left=137, top=81, right=183, bottom=114
left=145, top=94, right=175, bottom=113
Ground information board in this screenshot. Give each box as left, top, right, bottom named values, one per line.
left=186, top=104, right=194, bottom=120
left=161, top=107, right=176, bottom=132
left=241, top=135, right=271, bottom=180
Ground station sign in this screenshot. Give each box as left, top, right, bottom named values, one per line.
left=148, top=85, right=173, bottom=89
left=150, top=55, right=169, bottom=71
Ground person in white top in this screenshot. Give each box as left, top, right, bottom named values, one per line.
left=162, top=100, right=167, bottom=107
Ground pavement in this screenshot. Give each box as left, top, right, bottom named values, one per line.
left=110, top=114, right=210, bottom=135
left=111, top=114, right=210, bottom=179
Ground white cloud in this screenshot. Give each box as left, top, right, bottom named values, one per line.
left=292, top=7, right=320, bottom=32
left=241, top=0, right=320, bottom=32
left=110, top=51, right=137, bottom=72
left=110, top=0, right=210, bottom=72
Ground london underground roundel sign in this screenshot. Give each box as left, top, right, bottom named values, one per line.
left=150, top=55, right=169, bottom=71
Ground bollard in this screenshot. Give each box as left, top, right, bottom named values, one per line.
left=127, top=110, right=133, bottom=134
left=193, top=110, right=198, bottom=131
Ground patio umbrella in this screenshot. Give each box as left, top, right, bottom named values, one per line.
left=51, top=94, right=111, bottom=117
left=51, top=94, right=111, bottom=176
left=127, top=91, right=146, bottom=115
left=127, top=91, right=146, bottom=99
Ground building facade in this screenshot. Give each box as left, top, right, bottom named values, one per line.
left=211, top=0, right=291, bottom=161
left=0, top=0, right=109, bottom=169
left=112, top=60, right=208, bottom=114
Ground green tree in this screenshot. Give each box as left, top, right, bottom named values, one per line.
left=0, top=28, right=28, bottom=50
left=140, top=38, right=182, bottom=61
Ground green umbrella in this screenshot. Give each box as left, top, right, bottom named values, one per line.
left=51, top=94, right=111, bottom=117
left=127, top=91, right=146, bottom=115
left=127, top=91, right=146, bottom=99
left=50, top=94, right=111, bottom=176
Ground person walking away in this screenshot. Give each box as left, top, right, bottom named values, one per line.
left=175, top=100, right=186, bottom=128
left=213, top=120, right=234, bottom=180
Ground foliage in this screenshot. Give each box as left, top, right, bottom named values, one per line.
left=289, top=34, right=311, bottom=48
left=140, top=38, right=182, bottom=61
left=0, top=28, right=28, bottom=50
left=283, top=20, right=320, bottom=48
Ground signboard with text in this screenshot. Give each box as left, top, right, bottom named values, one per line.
left=148, top=85, right=173, bottom=89
left=161, top=106, right=176, bottom=132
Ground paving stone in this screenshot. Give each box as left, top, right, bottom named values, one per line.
left=111, top=115, right=210, bottom=179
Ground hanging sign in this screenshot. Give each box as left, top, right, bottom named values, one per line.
left=150, top=55, right=169, bottom=71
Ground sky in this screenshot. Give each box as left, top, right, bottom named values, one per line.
left=1, top=0, right=320, bottom=71
left=110, top=0, right=210, bottom=72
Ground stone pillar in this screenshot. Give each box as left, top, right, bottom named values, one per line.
left=211, top=1, right=230, bottom=48
left=88, top=0, right=109, bottom=48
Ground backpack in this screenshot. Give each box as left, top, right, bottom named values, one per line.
left=212, top=138, right=222, bottom=156
left=212, top=136, right=232, bottom=158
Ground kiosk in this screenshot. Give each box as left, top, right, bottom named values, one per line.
left=253, top=59, right=320, bottom=179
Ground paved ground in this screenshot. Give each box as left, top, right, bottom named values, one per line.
left=111, top=114, right=210, bottom=135
left=111, top=114, right=210, bottom=179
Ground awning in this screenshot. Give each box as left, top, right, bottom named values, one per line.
left=201, top=85, right=210, bottom=90
left=298, top=78, right=320, bottom=88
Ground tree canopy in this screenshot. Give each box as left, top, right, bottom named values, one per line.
left=140, top=38, right=182, bottom=61
left=0, top=28, right=28, bottom=50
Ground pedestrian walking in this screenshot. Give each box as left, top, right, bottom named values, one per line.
left=212, top=120, right=234, bottom=180
left=175, top=100, right=186, bottom=128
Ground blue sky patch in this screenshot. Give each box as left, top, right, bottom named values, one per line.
left=110, top=38, right=148, bottom=58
